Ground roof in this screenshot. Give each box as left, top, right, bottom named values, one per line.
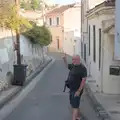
left=46, top=4, right=75, bottom=15
left=20, top=10, right=42, bottom=20
left=87, top=0, right=115, bottom=14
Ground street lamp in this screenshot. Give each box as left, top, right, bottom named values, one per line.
left=40, top=0, right=46, bottom=25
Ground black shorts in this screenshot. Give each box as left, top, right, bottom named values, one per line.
left=69, top=92, right=81, bottom=108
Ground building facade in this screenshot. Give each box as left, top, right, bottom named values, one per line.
left=87, top=1, right=118, bottom=94
left=115, top=0, right=120, bottom=60
left=81, top=0, right=89, bottom=64
left=45, top=5, right=65, bottom=51
left=81, top=0, right=120, bottom=94
left=45, top=3, right=81, bottom=54
left=63, top=3, right=81, bottom=56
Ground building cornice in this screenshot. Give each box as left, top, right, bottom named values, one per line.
left=86, top=6, right=115, bottom=20
left=87, top=0, right=115, bottom=13
left=102, top=19, right=115, bottom=33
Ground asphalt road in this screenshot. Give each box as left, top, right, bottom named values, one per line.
left=1, top=53, right=100, bottom=120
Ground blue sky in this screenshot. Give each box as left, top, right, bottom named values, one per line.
left=53, top=0, right=79, bottom=5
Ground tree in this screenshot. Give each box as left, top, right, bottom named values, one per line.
left=31, top=0, right=39, bottom=10
left=0, top=5, right=31, bottom=34
left=20, top=1, right=26, bottom=9
left=20, top=0, right=48, bottom=10
left=0, top=4, right=31, bottom=64
left=23, top=24, right=52, bottom=46
left=23, top=24, right=52, bottom=62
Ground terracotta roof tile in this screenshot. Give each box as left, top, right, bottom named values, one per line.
left=46, top=4, right=75, bottom=15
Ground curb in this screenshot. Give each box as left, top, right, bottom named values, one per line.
left=85, top=84, right=111, bottom=120
left=0, top=58, right=53, bottom=110
left=24, top=58, right=52, bottom=87
left=0, top=87, right=21, bottom=109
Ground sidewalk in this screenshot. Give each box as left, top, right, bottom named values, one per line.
left=0, top=57, right=52, bottom=109
left=86, top=77, right=120, bottom=120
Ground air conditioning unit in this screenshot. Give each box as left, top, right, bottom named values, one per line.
left=110, top=65, right=120, bottom=76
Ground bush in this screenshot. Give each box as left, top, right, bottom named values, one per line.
left=23, top=25, right=52, bottom=46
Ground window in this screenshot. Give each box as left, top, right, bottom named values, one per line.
left=56, top=17, right=59, bottom=25
left=89, top=25, right=91, bottom=56
left=52, top=17, right=56, bottom=25
left=93, top=25, right=96, bottom=62
left=99, top=29, right=101, bottom=70
left=49, top=18, right=52, bottom=26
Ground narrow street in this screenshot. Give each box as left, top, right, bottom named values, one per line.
left=1, top=53, right=100, bottom=120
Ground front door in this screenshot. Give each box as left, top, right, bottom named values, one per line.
left=57, top=39, right=59, bottom=50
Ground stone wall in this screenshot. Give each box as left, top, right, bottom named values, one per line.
left=0, top=29, right=48, bottom=91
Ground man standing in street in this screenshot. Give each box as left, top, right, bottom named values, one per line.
left=62, top=53, right=87, bottom=120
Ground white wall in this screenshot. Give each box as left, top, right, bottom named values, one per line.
left=0, top=29, right=47, bottom=91
left=114, top=0, right=120, bottom=60
left=63, top=4, right=81, bottom=56
left=88, top=12, right=120, bottom=94
left=74, top=37, right=81, bottom=55
left=102, top=34, right=120, bottom=94
left=88, top=0, right=105, bottom=9
left=88, top=14, right=115, bottom=92
left=81, top=0, right=89, bottom=65
left=64, top=5, right=81, bottom=33
left=20, top=35, right=45, bottom=70
left=63, top=31, right=75, bottom=56
left=63, top=31, right=81, bottom=56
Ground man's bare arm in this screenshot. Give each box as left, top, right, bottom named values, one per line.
left=78, top=78, right=86, bottom=92
left=62, top=53, right=68, bottom=68
left=75, top=77, right=86, bottom=96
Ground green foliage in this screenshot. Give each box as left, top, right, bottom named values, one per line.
left=31, top=0, right=39, bottom=10
left=20, top=0, right=57, bottom=11
left=20, top=1, right=26, bottom=9
left=23, top=25, right=52, bottom=46
left=20, top=0, right=32, bottom=10
left=20, top=0, right=40, bottom=10
left=0, top=5, right=32, bottom=31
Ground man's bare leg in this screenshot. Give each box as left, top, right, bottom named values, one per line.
left=72, top=108, right=79, bottom=120
left=76, top=109, right=80, bottom=119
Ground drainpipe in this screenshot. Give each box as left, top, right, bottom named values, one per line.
left=86, top=10, right=89, bottom=69
left=101, top=24, right=104, bottom=93
left=81, top=0, right=83, bottom=58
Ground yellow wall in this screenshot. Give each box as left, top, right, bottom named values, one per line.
left=46, top=14, right=64, bottom=51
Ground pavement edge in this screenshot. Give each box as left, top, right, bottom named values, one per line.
left=85, top=84, right=112, bottom=120
left=0, top=57, right=55, bottom=110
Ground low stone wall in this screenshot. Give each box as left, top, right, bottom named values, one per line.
left=0, top=33, right=49, bottom=92
left=0, top=54, right=50, bottom=92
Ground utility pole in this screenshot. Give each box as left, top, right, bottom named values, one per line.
left=12, top=0, right=27, bottom=86
left=41, top=0, right=46, bottom=25
left=15, top=0, right=21, bottom=65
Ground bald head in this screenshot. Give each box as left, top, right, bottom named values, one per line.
left=72, top=55, right=81, bottom=65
